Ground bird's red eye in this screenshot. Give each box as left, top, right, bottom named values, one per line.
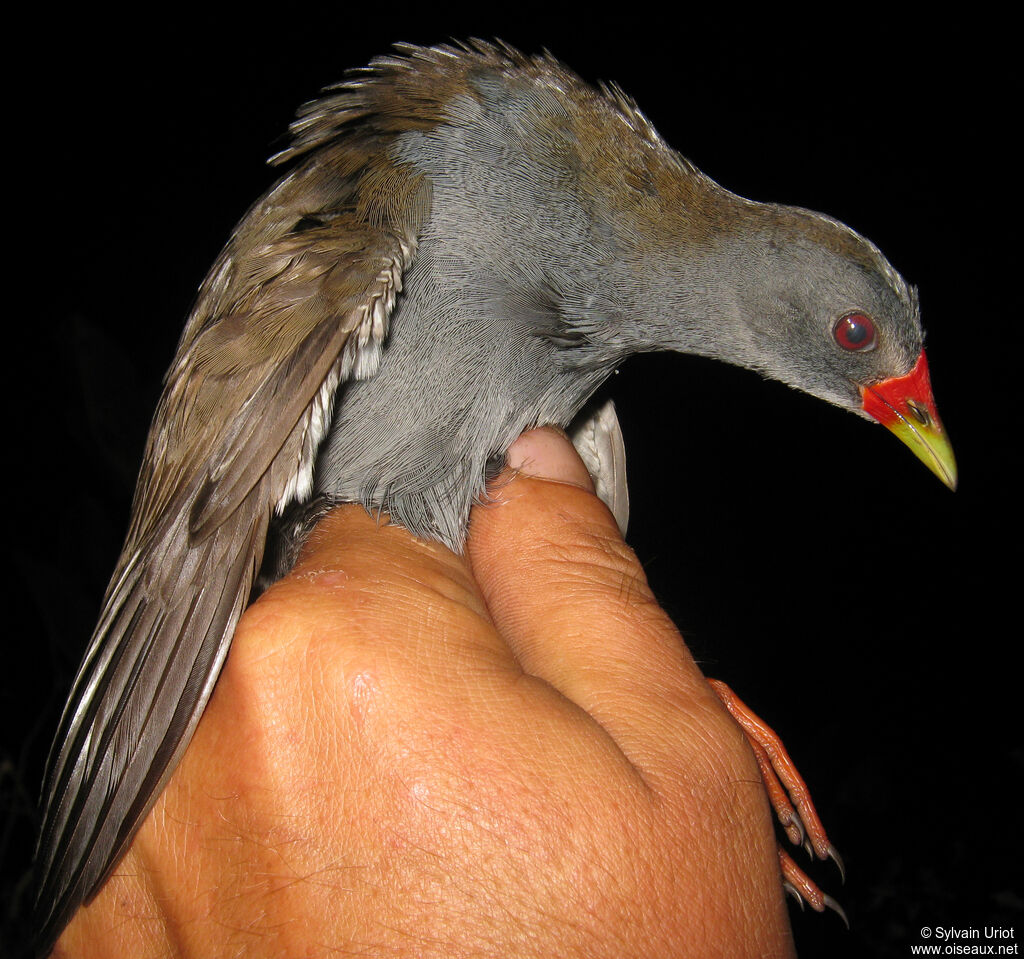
left=833, top=312, right=877, bottom=351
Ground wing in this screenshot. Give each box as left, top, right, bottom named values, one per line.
left=32, top=153, right=426, bottom=952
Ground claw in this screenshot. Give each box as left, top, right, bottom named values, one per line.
left=783, top=882, right=805, bottom=910
left=822, top=894, right=850, bottom=929
left=828, top=844, right=846, bottom=885
left=786, top=804, right=806, bottom=849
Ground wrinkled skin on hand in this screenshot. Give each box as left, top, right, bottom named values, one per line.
left=56, top=429, right=795, bottom=959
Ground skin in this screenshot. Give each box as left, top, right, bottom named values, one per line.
left=55, top=428, right=796, bottom=959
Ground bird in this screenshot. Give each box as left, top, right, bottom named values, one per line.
left=32, top=39, right=956, bottom=953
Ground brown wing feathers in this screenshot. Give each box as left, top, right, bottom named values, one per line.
left=34, top=134, right=422, bottom=949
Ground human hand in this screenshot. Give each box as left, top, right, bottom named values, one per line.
left=55, top=428, right=795, bottom=958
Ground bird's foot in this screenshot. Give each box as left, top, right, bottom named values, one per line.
left=779, top=848, right=849, bottom=926
left=707, top=678, right=847, bottom=925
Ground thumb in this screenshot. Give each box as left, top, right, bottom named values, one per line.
left=467, top=427, right=717, bottom=769
left=505, top=425, right=601, bottom=496
left=488, top=425, right=617, bottom=539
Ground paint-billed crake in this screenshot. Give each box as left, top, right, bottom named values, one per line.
left=32, top=40, right=955, bottom=953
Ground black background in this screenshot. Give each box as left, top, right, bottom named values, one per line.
left=3, top=8, right=1019, bottom=957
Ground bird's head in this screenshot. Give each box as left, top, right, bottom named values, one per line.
left=656, top=199, right=957, bottom=489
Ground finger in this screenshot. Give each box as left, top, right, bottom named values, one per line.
left=466, top=428, right=727, bottom=773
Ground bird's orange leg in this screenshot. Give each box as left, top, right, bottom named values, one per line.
left=707, top=678, right=848, bottom=925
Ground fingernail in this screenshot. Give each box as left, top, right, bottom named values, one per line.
left=506, top=428, right=596, bottom=492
